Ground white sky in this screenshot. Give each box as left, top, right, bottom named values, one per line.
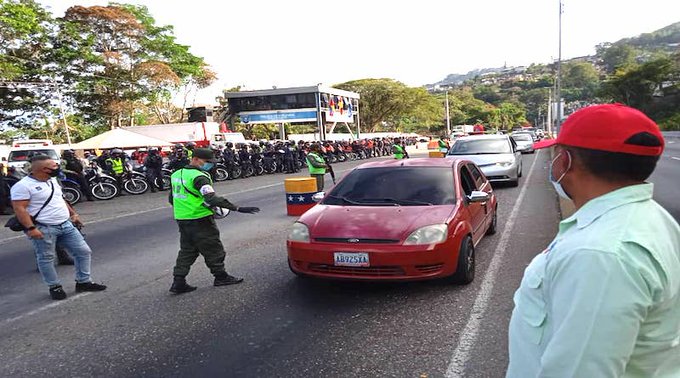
left=40, top=0, right=680, bottom=104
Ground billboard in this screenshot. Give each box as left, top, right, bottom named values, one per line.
left=238, top=109, right=318, bottom=124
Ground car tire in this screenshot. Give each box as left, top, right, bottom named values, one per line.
left=485, top=206, right=498, bottom=235
left=518, top=165, right=522, bottom=178
left=450, top=235, right=475, bottom=285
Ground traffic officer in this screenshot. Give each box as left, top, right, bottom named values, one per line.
left=61, top=149, right=94, bottom=201
left=144, top=147, right=164, bottom=192
left=105, top=148, right=126, bottom=196
left=168, top=148, right=260, bottom=294
left=392, top=139, right=409, bottom=159
left=507, top=104, right=680, bottom=377
left=306, top=143, right=328, bottom=192
left=185, top=141, right=196, bottom=158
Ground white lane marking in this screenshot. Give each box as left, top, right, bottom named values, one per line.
left=2, top=292, right=92, bottom=325
left=671, top=157, right=680, bottom=161
left=445, top=149, right=541, bottom=378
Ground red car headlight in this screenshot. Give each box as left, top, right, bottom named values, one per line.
left=288, top=222, right=310, bottom=243
left=404, top=224, right=448, bottom=245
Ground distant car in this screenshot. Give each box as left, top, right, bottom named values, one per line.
left=517, top=129, right=538, bottom=141
left=510, top=133, right=535, bottom=154
left=287, top=158, right=497, bottom=284
left=4, top=147, right=61, bottom=170
left=445, top=134, right=522, bottom=187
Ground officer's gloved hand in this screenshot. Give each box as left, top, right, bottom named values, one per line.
left=237, top=207, right=260, bottom=214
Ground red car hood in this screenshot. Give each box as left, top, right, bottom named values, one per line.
left=302, top=205, right=456, bottom=241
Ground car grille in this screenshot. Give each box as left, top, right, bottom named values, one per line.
left=307, top=264, right=405, bottom=276
left=415, top=264, right=444, bottom=274
left=314, top=237, right=400, bottom=244
left=486, top=175, right=510, bottom=180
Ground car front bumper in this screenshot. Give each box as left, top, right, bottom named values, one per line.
left=478, top=163, right=518, bottom=182
left=287, top=237, right=461, bottom=281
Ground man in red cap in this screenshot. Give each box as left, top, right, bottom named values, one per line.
left=507, top=104, right=680, bottom=377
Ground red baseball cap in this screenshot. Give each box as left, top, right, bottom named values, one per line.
left=533, top=104, right=664, bottom=156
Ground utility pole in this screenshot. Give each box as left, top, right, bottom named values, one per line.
left=445, top=91, right=451, bottom=136
left=547, top=88, right=553, bottom=137
left=555, top=0, right=564, bottom=135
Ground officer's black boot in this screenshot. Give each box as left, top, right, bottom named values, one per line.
left=169, top=276, right=197, bottom=294
left=214, top=272, right=244, bottom=286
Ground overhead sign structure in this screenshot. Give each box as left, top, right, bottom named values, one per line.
left=223, top=85, right=360, bottom=141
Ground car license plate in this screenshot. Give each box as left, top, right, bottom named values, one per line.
left=334, top=252, right=370, bottom=267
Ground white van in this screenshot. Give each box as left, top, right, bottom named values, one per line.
left=3, top=143, right=62, bottom=171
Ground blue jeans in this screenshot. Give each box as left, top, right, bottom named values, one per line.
left=29, top=221, right=92, bottom=287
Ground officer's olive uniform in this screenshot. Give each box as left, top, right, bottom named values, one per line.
left=169, top=166, right=236, bottom=277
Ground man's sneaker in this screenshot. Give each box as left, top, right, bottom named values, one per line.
left=75, top=282, right=107, bottom=292
left=214, top=273, right=244, bottom=286
left=49, top=285, right=67, bottom=300
left=169, top=277, right=197, bottom=294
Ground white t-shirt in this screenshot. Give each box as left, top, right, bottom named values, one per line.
left=10, top=176, right=70, bottom=225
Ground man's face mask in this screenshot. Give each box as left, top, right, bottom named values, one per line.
left=549, top=150, right=572, bottom=200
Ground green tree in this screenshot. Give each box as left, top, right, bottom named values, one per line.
left=335, top=78, right=440, bottom=133
left=52, top=4, right=215, bottom=129
left=596, top=43, right=639, bottom=74
left=0, top=0, right=54, bottom=127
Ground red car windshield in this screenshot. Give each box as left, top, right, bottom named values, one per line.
left=323, top=167, right=455, bottom=206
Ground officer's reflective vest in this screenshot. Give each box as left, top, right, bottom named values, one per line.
left=393, top=145, right=405, bottom=159
left=306, top=152, right=326, bottom=175
left=106, top=157, right=124, bottom=174
left=186, top=149, right=193, bottom=159
left=170, top=168, right=214, bottom=220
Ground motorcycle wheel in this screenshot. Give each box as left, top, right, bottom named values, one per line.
left=124, top=178, right=149, bottom=195
left=255, top=165, right=264, bottom=176
left=91, top=182, right=117, bottom=200
left=62, top=186, right=82, bottom=205
left=264, top=163, right=276, bottom=174
left=214, top=167, right=229, bottom=181
left=242, top=166, right=254, bottom=178
left=337, top=154, right=347, bottom=162
left=230, top=166, right=242, bottom=179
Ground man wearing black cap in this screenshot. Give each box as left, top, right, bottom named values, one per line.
left=507, top=104, right=680, bottom=377
left=168, top=148, right=260, bottom=294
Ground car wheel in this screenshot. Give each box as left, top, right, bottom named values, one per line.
left=450, top=236, right=475, bottom=285
left=518, top=165, right=522, bottom=178
left=485, top=206, right=498, bottom=235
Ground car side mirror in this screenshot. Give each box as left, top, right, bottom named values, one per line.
left=312, top=192, right=325, bottom=202
left=467, top=190, right=489, bottom=203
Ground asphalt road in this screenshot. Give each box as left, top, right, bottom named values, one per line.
left=0, top=150, right=561, bottom=377
left=649, top=133, right=680, bottom=222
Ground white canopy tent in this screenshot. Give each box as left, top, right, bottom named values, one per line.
left=71, top=128, right=173, bottom=150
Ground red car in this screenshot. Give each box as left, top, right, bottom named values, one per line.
left=287, top=158, right=497, bottom=284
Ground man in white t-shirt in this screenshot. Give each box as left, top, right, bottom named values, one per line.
left=11, top=155, right=107, bottom=300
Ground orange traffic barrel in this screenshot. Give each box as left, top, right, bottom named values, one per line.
left=429, top=151, right=445, bottom=158
left=284, top=177, right=318, bottom=216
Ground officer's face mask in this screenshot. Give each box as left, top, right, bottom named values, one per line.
left=200, top=161, right=214, bottom=171
left=549, top=150, right=572, bottom=200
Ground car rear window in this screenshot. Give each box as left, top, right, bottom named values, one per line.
left=8, top=149, right=60, bottom=162
left=448, top=139, right=512, bottom=155
left=323, top=167, right=455, bottom=206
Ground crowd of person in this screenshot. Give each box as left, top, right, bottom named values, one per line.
left=0, top=136, right=417, bottom=213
